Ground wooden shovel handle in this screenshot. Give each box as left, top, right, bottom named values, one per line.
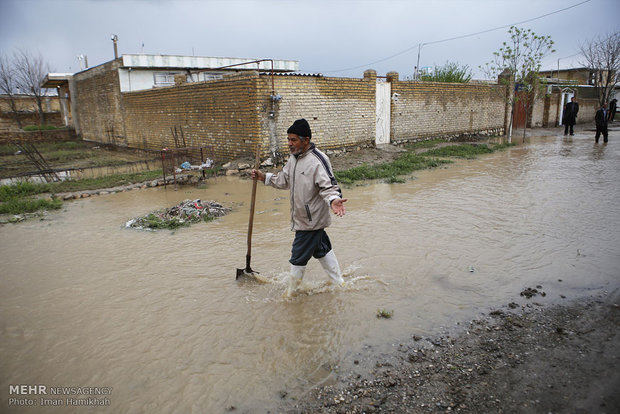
left=246, top=143, right=261, bottom=258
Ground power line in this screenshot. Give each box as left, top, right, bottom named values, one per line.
left=324, top=0, right=592, bottom=74
left=541, top=30, right=620, bottom=68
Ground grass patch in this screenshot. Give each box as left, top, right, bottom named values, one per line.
left=22, top=125, right=60, bottom=131
left=377, top=309, right=394, bottom=319
left=335, top=152, right=451, bottom=185
left=422, top=142, right=516, bottom=159
left=0, top=170, right=163, bottom=215
left=1, top=140, right=160, bottom=178
left=335, top=141, right=516, bottom=185
left=0, top=181, right=50, bottom=201
left=48, top=169, right=163, bottom=193
left=0, top=141, right=90, bottom=157
left=0, top=197, right=62, bottom=215
left=386, top=176, right=406, bottom=184
left=422, top=144, right=494, bottom=159
left=0, top=181, right=59, bottom=215
left=404, top=138, right=448, bottom=150
left=0, top=144, right=19, bottom=156
left=0, top=170, right=163, bottom=199
left=28, top=141, right=91, bottom=152
left=491, top=142, right=517, bottom=151
left=0, top=181, right=60, bottom=215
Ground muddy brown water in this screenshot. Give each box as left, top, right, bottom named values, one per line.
left=1, top=133, right=619, bottom=413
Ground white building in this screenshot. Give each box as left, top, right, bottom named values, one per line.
left=117, top=54, right=299, bottom=92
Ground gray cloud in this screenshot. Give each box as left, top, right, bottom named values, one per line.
left=1, top=0, right=618, bottom=78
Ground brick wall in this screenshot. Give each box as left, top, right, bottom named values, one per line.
left=73, top=59, right=127, bottom=145
left=122, top=72, right=376, bottom=162
left=530, top=91, right=545, bottom=128
left=575, top=98, right=599, bottom=123
left=0, top=112, right=63, bottom=132
left=390, top=79, right=506, bottom=141
left=75, top=64, right=514, bottom=163
left=123, top=72, right=261, bottom=161
left=542, top=89, right=600, bottom=127
left=0, top=95, right=61, bottom=112
left=260, top=73, right=376, bottom=159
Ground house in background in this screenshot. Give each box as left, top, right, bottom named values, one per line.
left=539, top=66, right=618, bottom=87
left=539, top=67, right=594, bottom=85
left=536, top=67, right=618, bottom=128
left=42, top=54, right=299, bottom=138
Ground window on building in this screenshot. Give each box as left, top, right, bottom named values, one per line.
left=200, top=72, right=224, bottom=82
left=153, top=72, right=183, bottom=86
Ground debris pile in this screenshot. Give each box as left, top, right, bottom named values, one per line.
left=125, top=199, right=230, bottom=230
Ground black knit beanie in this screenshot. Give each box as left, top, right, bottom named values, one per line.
left=287, top=118, right=312, bottom=139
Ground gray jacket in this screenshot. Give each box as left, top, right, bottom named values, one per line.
left=265, top=144, right=342, bottom=231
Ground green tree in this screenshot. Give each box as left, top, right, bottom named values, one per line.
left=481, top=26, right=555, bottom=143
left=420, top=61, right=472, bottom=83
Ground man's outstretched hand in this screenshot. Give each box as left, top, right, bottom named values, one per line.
left=331, top=198, right=347, bottom=217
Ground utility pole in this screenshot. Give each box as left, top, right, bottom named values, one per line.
left=416, top=43, right=422, bottom=80
left=111, top=34, right=119, bottom=59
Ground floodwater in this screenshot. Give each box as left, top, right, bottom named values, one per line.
left=0, top=159, right=161, bottom=186
left=1, top=131, right=619, bottom=413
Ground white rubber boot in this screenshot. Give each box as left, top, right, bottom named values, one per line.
left=318, top=250, right=344, bottom=286
left=286, top=264, right=306, bottom=296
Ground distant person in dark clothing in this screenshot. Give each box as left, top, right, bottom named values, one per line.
left=563, top=97, right=579, bottom=136
left=609, top=98, right=617, bottom=122
left=595, top=102, right=609, bottom=144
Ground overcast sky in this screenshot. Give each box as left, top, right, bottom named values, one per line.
left=0, top=0, right=618, bottom=80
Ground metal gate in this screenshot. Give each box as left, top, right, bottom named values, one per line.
left=558, top=89, right=575, bottom=126
left=513, top=91, right=528, bottom=129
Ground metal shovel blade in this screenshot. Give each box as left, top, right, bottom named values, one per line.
left=236, top=267, right=256, bottom=279
left=236, top=255, right=258, bottom=280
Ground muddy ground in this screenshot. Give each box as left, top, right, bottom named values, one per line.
left=284, top=289, right=620, bottom=414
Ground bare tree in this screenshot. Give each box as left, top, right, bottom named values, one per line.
left=13, top=49, right=51, bottom=125
left=580, top=33, right=620, bottom=106
left=0, top=53, right=25, bottom=128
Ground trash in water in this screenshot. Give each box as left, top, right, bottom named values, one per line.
left=125, top=199, right=231, bottom=230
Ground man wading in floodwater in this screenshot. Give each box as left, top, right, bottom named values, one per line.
left=251, top=119, right=347, bottom=295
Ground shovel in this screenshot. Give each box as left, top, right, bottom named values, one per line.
left=236, top=143, right=261, bottom=279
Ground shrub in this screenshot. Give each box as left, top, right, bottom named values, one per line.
left=420, top=61, right=473, bottom=83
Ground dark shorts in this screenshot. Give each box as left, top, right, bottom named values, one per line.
left=289, top=229, right=332, bottom=266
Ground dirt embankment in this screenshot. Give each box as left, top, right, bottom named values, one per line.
left=286, top=289, right=620, bottom=414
